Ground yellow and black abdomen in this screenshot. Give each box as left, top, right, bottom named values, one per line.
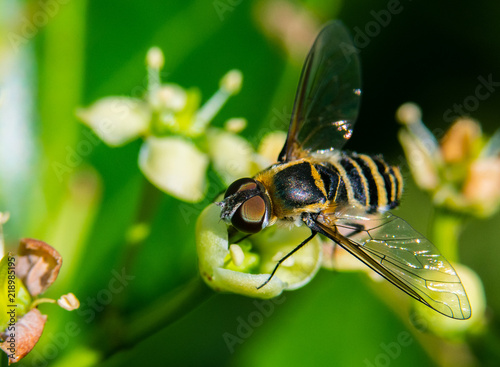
left=317, top=153, right=403, bottom=212
left=258, top=154, right=402, bottom=219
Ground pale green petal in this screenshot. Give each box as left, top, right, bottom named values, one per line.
left=256, top=131, right=287, bottom=166
left=139, top=137, right=208, bottom=202
left=148, top=84, right=187, bottom=112
left=252, top=224, right=322, bottom=290
left=197, top=204, right=285, bottom=298
left=196, top=204, right=322, bottom=298
left=206, top=128, right=254, bottom=185
left=398, top=129, right=440, bottom=190
left=77, top=97, right=151, bottom=147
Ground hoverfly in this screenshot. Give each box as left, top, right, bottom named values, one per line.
left=218, top=21, right=471, bottom=320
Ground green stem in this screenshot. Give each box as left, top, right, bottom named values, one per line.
left=105, top=276, right=212, bottom=356
left=1, top=351, right=9, bottom=366
left=39, top=0, right=87, bottom=221
left=430, top=208, right=465, bottom=263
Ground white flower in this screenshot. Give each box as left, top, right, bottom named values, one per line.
left=196, top=204, right=322, bottom=298
left=77, top=97, right=150, bottom=147
left=78, top=47, right=248, bottom=203
left=139, top=136, right=209, bottom=202
left=206, top=128, right=254, bottom=185
left=397, top=102, right=500, bottom=217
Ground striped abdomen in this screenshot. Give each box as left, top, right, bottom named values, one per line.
left=316, top=153, right=403, bottom=212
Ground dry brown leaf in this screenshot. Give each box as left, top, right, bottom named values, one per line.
left=16, top=238, right=62, bottom=297
left=0, top=308, right=47, bottom=363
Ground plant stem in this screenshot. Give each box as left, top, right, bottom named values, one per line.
left=430, top=208, right=464, bottom=263
left=105, top=276, right=212, bottom=356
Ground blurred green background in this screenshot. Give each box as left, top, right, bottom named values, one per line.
left=1, top=0, right=500, bottom=366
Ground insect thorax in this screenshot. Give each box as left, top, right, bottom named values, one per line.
left=255, top=153, right=403, bottom=219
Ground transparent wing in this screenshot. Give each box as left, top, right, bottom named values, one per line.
left=314, top=205, right=471, bottom=320
left=279, top=21, right=361, bottom=162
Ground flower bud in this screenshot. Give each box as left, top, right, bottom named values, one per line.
left=224, top=118, right=247, bottom=133
left=462, top=157, right=500, bottom=215
left=220, top=69, right=243, bottom=95
left=396, top=102, right=422, bottom=126
left=0, top=212, right=10, bottom=224
left=150, top=84, right=187, bottom=112
left=398, top=129, right=439, bottom=190
left=196, top=204, right=323, bottom=298
left=146, top=47, right=165, bottom=70
left=256, top=131, right=287, bottom=167
left=440, top=118, right=481, bottom=164
left=57, top=293, right=80, bottom=311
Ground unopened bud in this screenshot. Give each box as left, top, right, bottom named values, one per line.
left=463, top=157, right=500, bottom=208
left=156, top=85, right=187, bottom=111
left=224, top=118, right=247, bottom=133
left=396, top=102, right=422, bottom=126
left=440, top=118, right=481, bottom=163
left=0, top=212, right=10, bottom=224
left=220, top=69, right=243, bottom=95
left=146, top=47, right=165, bottom=70
left=57, top=293, right=80, bottom=311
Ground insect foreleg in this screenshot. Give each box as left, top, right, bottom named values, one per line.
left=340, top=222, right=366, bottom=238
left=228, top=227, right=253, bottom=246
left=256, top=230, right=317, bottom=289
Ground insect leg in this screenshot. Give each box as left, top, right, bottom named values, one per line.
left=227, top=227, right=252, bottom=245
left=233, top=233, right=252, bottom=244
left=341, top=222, right=366, bottom=238
left=256, top=231, right=317, bottom=289
left=321, top=222, right=364, bottom=267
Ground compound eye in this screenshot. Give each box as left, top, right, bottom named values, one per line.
left=224, top=178, right=257, bottom=199
left=231, top=195, right=268, bottom=234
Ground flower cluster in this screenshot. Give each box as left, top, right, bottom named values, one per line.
left=397, top=102, right=500, bottom=217
left=78, top=47, right=257, bottom=203
left=197, top=204, right=323, bottom=298
left=397, top=102, right=491, bottom=338
left=0, top=214, right=78, bottom=363
left=196, top=101, right=492, bottom=341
